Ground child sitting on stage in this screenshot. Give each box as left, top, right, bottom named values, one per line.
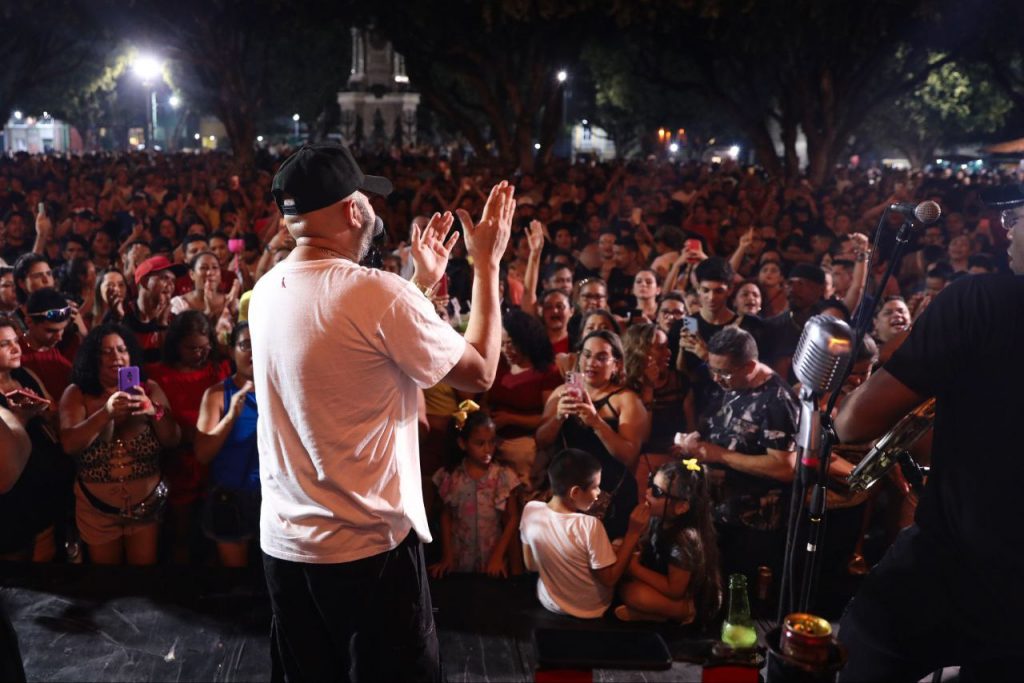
left=615, top=460, right=722, bottom=624
left=519, top=448, right=650, bottom=618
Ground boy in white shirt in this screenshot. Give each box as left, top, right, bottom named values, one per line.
left=520, top=448, right=650, bottom=618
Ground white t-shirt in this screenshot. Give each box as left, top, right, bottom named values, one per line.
left=249, top=258, right=466, bottom=564
left=519, top=501, right=617, bottom=619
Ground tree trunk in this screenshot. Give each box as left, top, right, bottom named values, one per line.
left=217, top=105, right=255, bottom=170
left=781, top=118, right=799, bottom=181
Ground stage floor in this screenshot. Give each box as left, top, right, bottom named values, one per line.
left=0, top=562, right=736, bottom=682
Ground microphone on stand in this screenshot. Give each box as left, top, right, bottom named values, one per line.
left=792, top=315, right=854, bottom=483
left=888, top=200, right=942, bottom=225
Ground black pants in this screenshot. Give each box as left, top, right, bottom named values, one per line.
left=838, top=525, right=1018, bottom=682
left=263, top=531, right=441, bottom=683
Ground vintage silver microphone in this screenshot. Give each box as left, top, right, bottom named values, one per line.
left=792, top=315, right=854, bottom=483
left=888, top=200, right=942, bottom=225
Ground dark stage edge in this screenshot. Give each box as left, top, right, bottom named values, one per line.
left=1, top=563, right=749, bottom=682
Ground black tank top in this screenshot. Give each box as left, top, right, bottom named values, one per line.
left=0, top=368, right=73, bottom=552
left=558, top=387, right=639, bottom=539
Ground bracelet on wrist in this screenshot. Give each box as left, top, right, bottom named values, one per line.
left=412, top=279, right=438, bottom=298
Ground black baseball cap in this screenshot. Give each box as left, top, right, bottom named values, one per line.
left=979, top=183, right=1024, bottom=208
left=271, top=142, right=392, bottom=216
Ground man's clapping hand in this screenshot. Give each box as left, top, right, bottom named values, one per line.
left=411, top=211, right=458, bottom=290
left=457, top=181, right=515, bottom=271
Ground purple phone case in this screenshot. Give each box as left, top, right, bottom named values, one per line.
left=117, top=366, right=141, bottom=392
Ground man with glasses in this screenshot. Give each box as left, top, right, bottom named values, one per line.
left=19, top=288, right=75, bottom=400
left=674, top=326, right=798, bottom=587
left=567, top=277, right=610, bottom=346
left=831, top=195, right=1024, bottom=680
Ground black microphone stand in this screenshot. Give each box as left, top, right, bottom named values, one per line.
left=778, top=212, right=918, bottom=619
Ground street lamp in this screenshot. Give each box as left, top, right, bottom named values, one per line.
left=133, top=54, right=164, bottom=149
left=13, top=111, right=22, bottom=121
left=168, top=95, right=181, bottom=109
left=556, top=70, right=570, bottom=158
left=292, top=113, right=300, bottom=142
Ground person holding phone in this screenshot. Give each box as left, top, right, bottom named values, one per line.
left=0, top=316, right=72, bottom=562
left=536, top=330, right=648, bottom=540
left=58, top=324, right=179, bottom=565
left=671, top=257, right=763, bottom=375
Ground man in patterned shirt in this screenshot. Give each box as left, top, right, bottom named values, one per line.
left=675, top=327, right=799, bottom=583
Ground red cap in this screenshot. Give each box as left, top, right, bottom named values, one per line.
left=134, top=255, right=187, bottom=286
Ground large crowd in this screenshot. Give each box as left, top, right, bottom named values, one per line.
left=0, top=147, right=1016, bottom=625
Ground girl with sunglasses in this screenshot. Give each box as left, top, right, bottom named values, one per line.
left=615, top=461, right=722, bottom=625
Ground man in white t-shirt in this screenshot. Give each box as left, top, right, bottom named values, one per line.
left=250, top=142, right=514, bottom=682
left=520, top=448, right=648, bottom=619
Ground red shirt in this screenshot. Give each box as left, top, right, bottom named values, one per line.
left=20, top=346, right=73, bottom=402
left=488, top=360, right=561, bottom=438
left=146, top=360, right=232, bottom=504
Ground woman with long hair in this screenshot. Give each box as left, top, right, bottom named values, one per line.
left=536, top=330, right=648, bottom=540
left=59, top=323, right=179, bottom=565
left=147, top=310, right=232, bottom=563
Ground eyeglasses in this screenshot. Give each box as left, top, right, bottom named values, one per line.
left=709, top=366, right=734, bottom=381
left=30, top=306, right=72, bottom=322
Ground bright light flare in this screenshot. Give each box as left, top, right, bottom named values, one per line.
left=133, top=55, right=164, bottom=82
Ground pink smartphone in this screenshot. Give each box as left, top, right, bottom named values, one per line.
left=4, top=388, right=50, bottom=407
left=228, top=238, right=245, bottom=254
left=117, top=366, right=141, bottom=393
left=565, top=371, right=584, bottom=398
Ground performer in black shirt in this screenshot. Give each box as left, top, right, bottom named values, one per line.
left=834, top=198, right=1024, bottom=680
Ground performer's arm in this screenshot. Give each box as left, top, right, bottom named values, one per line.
left=834, top=368, right=925, bottom=444
left=444, top=183, right=515, bottom=392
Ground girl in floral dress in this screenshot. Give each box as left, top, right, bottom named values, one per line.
left=428, top=404, right=521, bottom=578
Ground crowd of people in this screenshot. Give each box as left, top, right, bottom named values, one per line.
left=0, top=147, right=1017, bottom=629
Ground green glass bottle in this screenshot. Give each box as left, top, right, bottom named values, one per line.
left=721, top=573, right=758, bottom=649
